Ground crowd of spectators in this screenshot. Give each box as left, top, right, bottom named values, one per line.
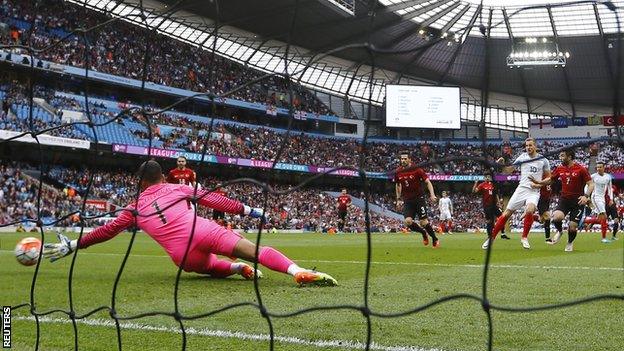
left=15, top=160, right=575, bottom=233
left=2, top=1, right=623, bottom=238
left=5, top=159, right=623, bottom=233
left=106, top=111, right=624, bottom=175
left=0, top=84, right=87, bottom=139
left=0, top=161, right=103, bottom=226
left=5, top=86, right=624, bottom=175
left=44, top=92, right=624, bottom=175
left=43, top=164, right=407, bottom=232
left=0, top=0, right=334, bottom=116
left=42, top=92, right=624, bottom=175
left=5, top=88, right=624, bottom=177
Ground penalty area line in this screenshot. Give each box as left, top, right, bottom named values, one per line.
left=14, top=316, right=445, bottom=351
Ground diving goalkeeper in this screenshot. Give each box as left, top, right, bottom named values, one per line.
left=43, top=160, right=337, bottom=287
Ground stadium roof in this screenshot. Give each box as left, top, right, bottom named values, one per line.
left=382, top=0, right=623, bottom=38
left=70, top=0, right=624, bottom=117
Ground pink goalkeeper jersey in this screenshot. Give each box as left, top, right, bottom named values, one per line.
left=78, top=183, right=243, bottom=262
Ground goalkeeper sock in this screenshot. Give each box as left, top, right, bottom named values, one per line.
left=613, top=223, right=619, bottom=238
left=203, top=258, right=235, bottom=278
left=424, top=223, right=438, bottom=241
left=258, top=246, right=294, bottom=274
left=544, top=219, right=551, bottom=239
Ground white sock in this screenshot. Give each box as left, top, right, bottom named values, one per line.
left=230, top=262, right=246, bottom=273
left=287, top=263, right=306, bottom=276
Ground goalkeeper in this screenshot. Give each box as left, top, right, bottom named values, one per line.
left=44, top=160, right=337, bottom=287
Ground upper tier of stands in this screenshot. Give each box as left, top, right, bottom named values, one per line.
left=0, top=0, right=336, bottom=117
left=2, top=84, right=622, bottom=175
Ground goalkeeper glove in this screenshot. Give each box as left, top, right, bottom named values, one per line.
left=243, top=205, right=268, bottom=221
left=43, top=233, right=77, bottom=263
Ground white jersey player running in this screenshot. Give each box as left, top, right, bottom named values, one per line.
left=482, top=138, right=551, bottom=250
left=438, top=191, right=453, bottom=234
left=591, top=161, right=614, bottom=243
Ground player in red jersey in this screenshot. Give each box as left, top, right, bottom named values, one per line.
left=336, top=189, right=352, bottom=232
left=394, top=151, right=439, bottom=248
left=530, top=150, right=593, bottom=252
left=473, top=174, right=508, bottom=239
left=537, top=184, right=553, bottom=243
left=166, top=156, right=196, bottom=186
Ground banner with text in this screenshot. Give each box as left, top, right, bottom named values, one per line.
left=0, top=129, right=90, bottom=149
left=112, top=144, right=624, bottom=181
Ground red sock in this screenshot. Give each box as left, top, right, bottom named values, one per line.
left=523, top=213, right=534, bottom=239
left=601, top=218, right=608, bottom=239
left=491, top=215, right=508, bottom=239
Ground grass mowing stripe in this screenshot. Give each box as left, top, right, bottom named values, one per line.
left=14, top=316, right=448, bottom=351
left=1, top=250, right=621, bottom=271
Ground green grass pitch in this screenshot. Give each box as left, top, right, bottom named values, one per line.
left=1, top=231, right=622, bottom=351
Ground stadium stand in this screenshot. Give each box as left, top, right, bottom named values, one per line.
left=2, top=1, right=623, bottom=350
left=2, top=161, right=408, bottom=232
left=0, top=0, right=336, bottom=117
left=2, top=83, right=622, bottom=176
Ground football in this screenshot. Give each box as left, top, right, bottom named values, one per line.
left=15, top=237, right=42, bottom=266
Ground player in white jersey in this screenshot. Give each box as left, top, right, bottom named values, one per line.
left=482, top=138, right=551, bottom=250
left=591, top=162, right=614, bottom=243
left=438, top=191, right=453, bottom=234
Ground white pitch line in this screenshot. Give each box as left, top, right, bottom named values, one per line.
left=14, top=316, right=447, bottom=351
left=299, top=260, right=624, bottom=272
left=1, top=250, right=622, bottom=271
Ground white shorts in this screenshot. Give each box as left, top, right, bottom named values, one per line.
left=506, top=186, right=540, bottom=212
left=592, top=196, right=606, bottom=214
left=440, top=210, right=452, bottom=220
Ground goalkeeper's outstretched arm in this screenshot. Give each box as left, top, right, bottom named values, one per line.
left=181, top=186, right=267, bottom=219
left=43, top=206, right=135, bottom=262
